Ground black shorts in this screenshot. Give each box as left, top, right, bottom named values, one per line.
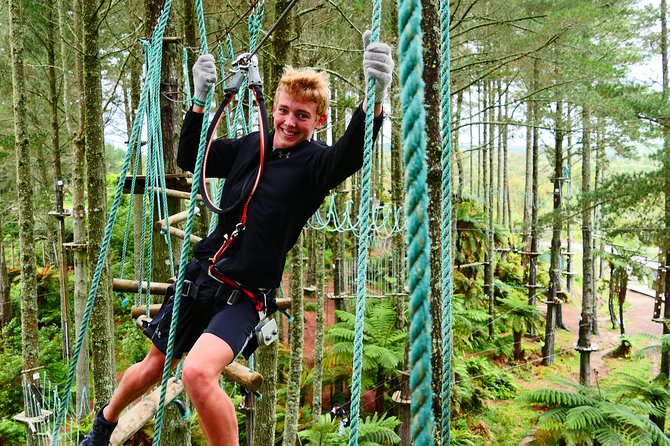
left=143, top=260, right=260, bottom=360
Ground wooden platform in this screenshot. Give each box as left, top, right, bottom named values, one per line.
left=122, top=174, right=192, bottom=195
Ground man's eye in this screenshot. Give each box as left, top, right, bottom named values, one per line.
left=298, top=113, right=308, bottom=119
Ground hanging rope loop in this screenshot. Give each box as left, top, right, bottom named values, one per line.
left=199, top=54, right=270, bottom=216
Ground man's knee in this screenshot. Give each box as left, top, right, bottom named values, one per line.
left=181, top=360, right=218, bottom=393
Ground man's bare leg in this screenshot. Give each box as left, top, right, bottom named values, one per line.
left=182, top=333, right=237, bottom=446
left=103, top=345, right=180, bottom=422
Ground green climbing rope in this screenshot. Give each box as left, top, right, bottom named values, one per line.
left=348, top=2, right=382, bottom=445
left=440, top=0, right=453, bottom=442
left=398, top=0, right=434, bottom=444
left=48, top=1, right=174, bottom=443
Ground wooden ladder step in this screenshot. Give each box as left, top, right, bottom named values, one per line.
left=110, top=378, right=183, bottom=446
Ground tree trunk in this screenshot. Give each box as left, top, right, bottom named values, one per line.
left=486, top=80, right=495, bottom=340
left=513, top=330, right=523, bottom=362
left=658, top=3, right=670, bottom=433
left=283, top=238, right=304, bottom=446
left=253, top=327, right=278, bottom=446
left=145, top=0, right=191, bottom=442
left=10, top=1, right=41, bottom=443
left=565, top=107, right=574, bottom=295
left=312, top=227, right=326, bottom=421
left=522, top=97, right=533, bottom=245
left=453, top=91, right=465, bottom=198
left=0, top=218, right=11, bottom=326
left=578, top=104, right=594, bottom=387
left=542, top=94, right=564, bottom=366
left=71, top=0, right=90, bottom=418
left=609, top=264, right=617, bottom=329
left=422, top=0, right=443, bottom=438
left=618, top=272, right=627, bottom=336
left=496, top=80, right=503, bottom=224
left=528, top=60, right=540, bottom=338
left=83, top=0, right=115, bottom=406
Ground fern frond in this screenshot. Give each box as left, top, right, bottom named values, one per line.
left=564, top=405, right=605, bottom=431
left=519, top=388, right=597, bottom=407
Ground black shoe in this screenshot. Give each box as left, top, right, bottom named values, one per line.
left=79, top=405, right=117, bottom=446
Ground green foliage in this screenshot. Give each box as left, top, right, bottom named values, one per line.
left=117, top=320, right=150, bottom=367
left=298, top=413, right=400, bottom=445
left=452, top=355, right=518, bottom=415
left=518, top=377, right=670, bottom=445
left=0, top=418, right=25, bottom=446
left=324, top=300, right=405, bottom=391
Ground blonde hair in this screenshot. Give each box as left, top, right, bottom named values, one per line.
left=275, top=66, right=330, bottom=116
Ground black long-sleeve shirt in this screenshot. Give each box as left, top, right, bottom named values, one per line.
left=177, top=104, right=383, bottom=289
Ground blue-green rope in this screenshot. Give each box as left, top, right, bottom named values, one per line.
left=440, top=0, right=453, bottom=442
left=398, top=0, right=434, bottom=444
left=151, top=0, right=209, bottom=442
left=48, top=3, right=171, bottom=443
left=347, top=1, right=381, bottom=444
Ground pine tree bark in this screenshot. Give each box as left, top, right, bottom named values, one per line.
left=71, top=0, right=90, bottom=418
left=453, top=91, right=465, bottom=198
left=578, top=105, right=594, bottom=386
left=255, top=5, right=293, bottom=438
left=522, top=98, right=533, bottom=245
left=527, top=59, right=540, bottom=337
left=542, top=94, right=564, bottom=366
left=283, top=238, right=304, bottom=446
left=656, top=0, right=670, bottom=431
left=83, top=0, right=115, bottom=406
left=10, top=1, right=41, bottom=443
left=486, top=80, right=495, bottom=341
left=422, top=0, right=443, bottom=439
left=312, top=227, right=326, bottom=420
left=0, top=215, right=11, bottom=327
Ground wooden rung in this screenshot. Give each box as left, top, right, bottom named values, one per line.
left=154, top=224, right=203, bottom=244
left=518, top=251, right=541, bottom=256
left=154, top=209, right=200, bottom=230
left=122, top=174, right=192, bottom=195
left=149, top=187, right=203, bottom=201
left=574, top=343, right=599, bottom=353
left=303, top=286, right=317, bottom=295
left=132, top=304, right=163, bottom=318
left=391, top=390, right=411, bottom=405
left=525, top=284, right=544, bottom=288
left=222, top=361, right=263, bottom=392
left=48, top=210, right=71, bottom=218
left=110, top=378, right=183, bottom=446
left=113, top=278, right=170, bottom=295
left=63, top=242, right=87, bottom=251
left=276, top=298, right=291, bottom=309
left=561, top=251, right=577, bottom=255
left=562, top=271, right=578, bottom=275
left=455, top=261, right=488, bottom=268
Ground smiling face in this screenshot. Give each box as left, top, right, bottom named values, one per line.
left=272, top=91, right=327, bottom=149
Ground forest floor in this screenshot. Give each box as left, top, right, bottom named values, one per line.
left=516, top=289, right=663, bottom=445
left=281, top=284, right=665, bottom=444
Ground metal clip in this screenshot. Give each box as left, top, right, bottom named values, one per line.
left=231, top=223, right=245, bottom=238
left=225, top=53, right=262, bottom=93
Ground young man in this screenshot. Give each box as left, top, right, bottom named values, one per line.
left=80, top=31, right=393, bottom=446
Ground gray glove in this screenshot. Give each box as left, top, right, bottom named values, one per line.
left=363, top=30, right=394, bottom=103
left=192, top=54, right=217, bottom=107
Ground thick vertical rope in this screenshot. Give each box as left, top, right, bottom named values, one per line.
left=48, top=2, right=173, bottom=442
left=440, top=0, right=453, bottom=442
left=398, top=0, right=434, bottom=445
left=151, top=0, right=209, bottom=442
left=348, top=1, right=381, bottom=444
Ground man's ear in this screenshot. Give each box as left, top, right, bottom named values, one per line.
left=316, top=114, right=327, bottom=130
